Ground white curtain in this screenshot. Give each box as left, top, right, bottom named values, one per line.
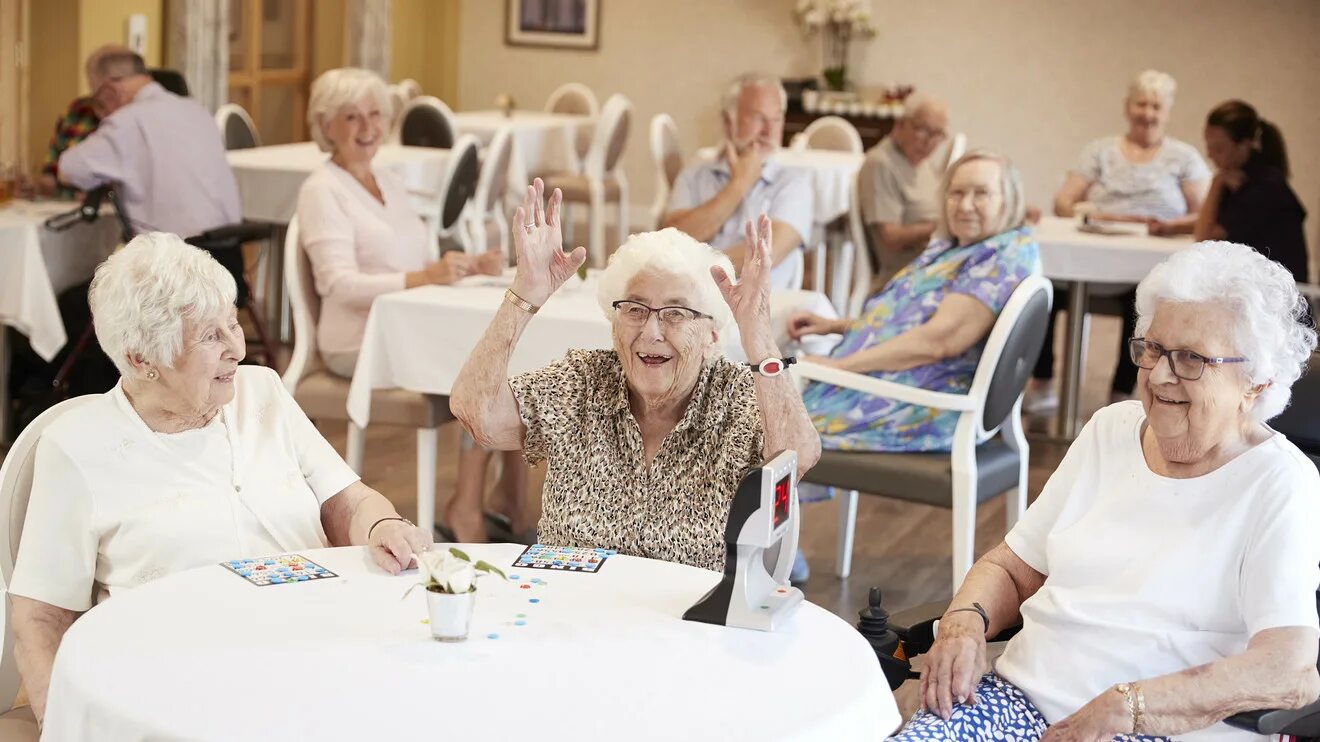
left=165, top=0, right=229, bottom=113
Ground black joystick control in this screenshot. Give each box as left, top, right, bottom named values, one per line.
left=856, top=587, right=911, bottom=691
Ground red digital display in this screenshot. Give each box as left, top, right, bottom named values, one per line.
left=773, top=475, right=791, bottom=528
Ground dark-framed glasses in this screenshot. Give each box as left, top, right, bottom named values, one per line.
left=1127, top=338, right=1247, bottom=381
left=611, top=300, right=712, bottom=327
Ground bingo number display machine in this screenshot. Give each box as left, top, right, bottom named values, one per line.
left=683, top=450, right=804, bottom=631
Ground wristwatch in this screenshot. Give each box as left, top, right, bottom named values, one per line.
left=746, top=356, right=797, bottom=377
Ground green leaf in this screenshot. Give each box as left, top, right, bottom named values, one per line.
left=448, top=547, right=472, bottom=562
left=473, top=560, right=508, bottom=581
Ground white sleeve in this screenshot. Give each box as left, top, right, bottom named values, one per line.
left=8, top=438, right=98, bottom=613
left=1003, top=414, right=1102, bottom=574
left=1239, top=461, right=1320, bottom=636
left=297, top=176, right=407, bottom=310
left=768, top=168, right=814, bottom=248
left=665, top=164, right=705, bottom=213
left=270, top=369, right=360, bottom=502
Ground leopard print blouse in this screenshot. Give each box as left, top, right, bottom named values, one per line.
left=509, top=349, right=765, bottom=572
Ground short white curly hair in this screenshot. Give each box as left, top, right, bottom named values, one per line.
left=596, top=228, right=735, bottom=337
left=1135, top=241, right=1316, bottom=422
left=89, top=232, right=237, bottom=378
left=307, top=67, right=394, bottom=152
left=1128, top=69, right=1177, bottom=104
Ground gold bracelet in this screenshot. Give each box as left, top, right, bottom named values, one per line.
left=504, top=288, right=540, bottom=315
left=1114, top=683, right=1145, bottom=734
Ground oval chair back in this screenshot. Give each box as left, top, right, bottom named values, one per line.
left=437, top=134, right=481, bottom=238
left=967, top=273, right=1052, bottom=437
left=649, top=113, right=682, bottom=229
left=281, top=217, right=325, bottom=393
left=546, top=82, right=599, bottom=163
left=399, top=96, right=457, bottom=149
left=799, top=115, right=863, bottom=153
left=469, top=127, right=514, bottom=253
left=0, top=395, right=98, bottom=711
left=585, top=94, right=632, bottom=179
left=215, top=103, right=260, bottom=150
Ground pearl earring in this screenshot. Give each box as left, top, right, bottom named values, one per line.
left=146, top=370, right=158, bottom=380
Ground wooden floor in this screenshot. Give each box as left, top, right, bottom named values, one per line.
left=0, top=310, right=1126, bottom=718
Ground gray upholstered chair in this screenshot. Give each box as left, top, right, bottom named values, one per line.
left=214, top=103, right=260, bottom=150
left=648, top=114, right=683, bottom=230
left=545, top=82, right=600, bottom=170
left=280, top=218, right=455, bottom=535
left=0, top=397, right=95, bottom=740
left=542, top=94, right=632, bottom=267
left=792, top=273, right=1053, bottom=592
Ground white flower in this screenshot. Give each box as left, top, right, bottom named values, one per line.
left=417, top=550, right=476, bottom=593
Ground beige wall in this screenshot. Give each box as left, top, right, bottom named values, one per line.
left=391, top=0, right=459, bottom=103
left=456, top=0, right=1320, bottom=252
left=78, top=0, right=165, bottom=91
left=312, top=0, right=347, bottom=79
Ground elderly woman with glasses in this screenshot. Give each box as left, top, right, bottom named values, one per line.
left=892, top=241, right=1319, bottom=741
left=450, top=180, right=820, bottom=572
left=7, top=234, right=433, bottom=724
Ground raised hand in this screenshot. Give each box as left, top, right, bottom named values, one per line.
left=510, top=178, right=587, bottom=305
left=726, top=139, right=765, bottom=193
left=711, top=213, right=775, bottom=354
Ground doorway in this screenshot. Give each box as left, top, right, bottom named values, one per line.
left=227, top=0, right=312, bottom=145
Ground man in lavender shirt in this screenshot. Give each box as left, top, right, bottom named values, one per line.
left=58, top=48, right=240, bottom=242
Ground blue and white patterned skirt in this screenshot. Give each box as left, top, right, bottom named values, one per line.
left=889, top=673, right=1171, bottom=741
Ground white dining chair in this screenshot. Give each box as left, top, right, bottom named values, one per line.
left=215, top=103, right=260, bottom=150
left=463, top=126, right=514, bottom=254
left=795, top=115, right=863, bottom=154
left=394, top=96, right=457, bottom=150
left=414, top=134, right=480, bottom=255
left=281, top=218, right=456, bottom=536
left=648, top=113, right=683, bottom=230
left=0, top=396, right=95, bottom=740
left=542, top=94, right=632, bottom=267
left=545, top=82, right=600, bottom=169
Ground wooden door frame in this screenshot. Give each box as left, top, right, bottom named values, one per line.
left=228, top=0, right=311, bottom=143
left=0, top=0, right=31, bottom=172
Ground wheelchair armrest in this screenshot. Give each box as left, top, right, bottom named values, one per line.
left=889, top=600, right=1022, bottom=656
left=186, top=222, right=273, bottom=249
left=1225, top=698, right=1320, bottom=736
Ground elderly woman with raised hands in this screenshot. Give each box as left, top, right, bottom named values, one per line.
left=450, top=180, right=820, bottom=572
left=8, top=234, right=433, bottom=723
left=298, top=67, right=519, bottom=543
left=787, top=150, right=1038, bottom=452
left=892, top=241, right=1319, bottom=741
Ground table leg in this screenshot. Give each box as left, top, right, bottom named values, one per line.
left=1057, top=281, right=1088, bottom=439
left=0, top=328, right=10, bottom=445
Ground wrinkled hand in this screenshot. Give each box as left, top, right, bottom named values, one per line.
left=368, top=520, right=434, bottom=575
left=919, top=612, right=990, bottom=720
left=711, top=214, right=774, bottom=353
left=788, top=311, right=840, bottom=340
left=475, top=248, right=506, bottom=276
left=425, top=252, right=471, bottom=285
left=510, top=178, right=587, bottom=305
left=1040, top=690, right=1127, bottom=742
left=1147, top=219, right=1175, bottom=236
left=726, top=139, right=766, bottom=192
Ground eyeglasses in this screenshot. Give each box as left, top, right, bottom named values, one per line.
left=910, top=123, right=947, bottom=141
left=1127, top=338, right=1247, bottom=381
left=611, top=300, right=712, bottom=327
left=945, top=187, right=999, bottom=205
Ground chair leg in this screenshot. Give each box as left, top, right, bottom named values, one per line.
left=346, top=422, right=365, bottom=474
left=562, top=203, right=575, bottom=249
left=416, top=427, right=439, bottom=536
left=836, top=489, right=858, bottom=578
left=243, top=295, right=278, bottom=367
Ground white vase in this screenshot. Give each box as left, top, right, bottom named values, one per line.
left=426, top=589, right=474, bottom=642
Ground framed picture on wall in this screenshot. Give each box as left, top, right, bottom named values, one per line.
left=505, top=0, right=600, bottom=50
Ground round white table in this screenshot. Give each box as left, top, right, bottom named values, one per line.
left=44, top=544, right=899, bottom=741
left=454, top=110, right=592, bottom=182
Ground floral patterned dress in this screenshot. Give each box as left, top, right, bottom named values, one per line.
left=803, top=227, right=1039, bottom=452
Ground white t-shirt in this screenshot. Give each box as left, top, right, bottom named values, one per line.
left=995, top=401, right=1320, bottom=741
left=9, top=367, right=360, bottom=612
left=296, top=161, right=432, bottom=356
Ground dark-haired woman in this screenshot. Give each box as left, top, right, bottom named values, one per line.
left=1186, top=100, right=1307, bottom=282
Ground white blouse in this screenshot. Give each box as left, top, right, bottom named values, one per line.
left=296, top=161, right=432, bottom=356
left=9, top=367, right=359, bottom=612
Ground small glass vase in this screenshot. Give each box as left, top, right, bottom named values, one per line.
left=426, top=588, right=474, bottom=642
left=823, top=66, right=848, bottom=92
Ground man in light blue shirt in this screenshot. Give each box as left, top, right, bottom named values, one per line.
left=663, top=74, right=813, bottom=290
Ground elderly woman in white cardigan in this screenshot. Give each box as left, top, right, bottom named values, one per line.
left=894, top=241, right=1319, bottom=741
left=8, top=234, right=433, bottom=724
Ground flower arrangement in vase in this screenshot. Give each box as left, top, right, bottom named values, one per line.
left=795, top=0, right=877, bottom=92
left=410, top=548, right=507, bottom=642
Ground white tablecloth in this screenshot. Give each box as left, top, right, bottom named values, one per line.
left=0, top=200, right=119, bottom=359
left=346, top=271, right=839, bottom=427
left=226, top=143, right=453, bottom=224
left=44, top=544, right=898, bottom=741
left=455, top=110, right=592, bottom=182
left=1034, top=215, right=1188, bottom=283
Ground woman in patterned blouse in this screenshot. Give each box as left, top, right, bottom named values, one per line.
left=788, top=150, right=1039, bottom=452
left=450, top=180, right=820, bottom=572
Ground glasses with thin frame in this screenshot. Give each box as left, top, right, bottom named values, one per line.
left=1127, top=338, right=1247, bottom=381
left=611, top=300, right=712, bottom=328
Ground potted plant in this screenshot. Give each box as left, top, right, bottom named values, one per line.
left=411, top=547, right=507, bottom=642
left=795, top=0, right=877, bottom=92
